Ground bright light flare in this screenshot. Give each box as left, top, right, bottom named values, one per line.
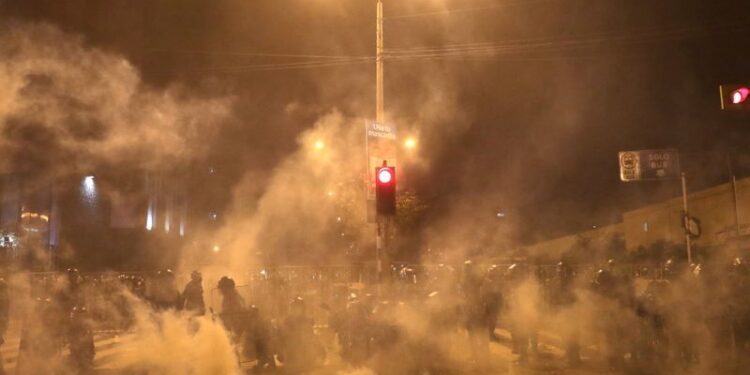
left=404, top=138, right=417, bottom=149
left=314, top=140, right=325, bottom=150
left=212, top=245, right=220, bottom=253
left=731, top=87, right=749, bottom=104
left=81, top=175, right=97, bottom=202
left=146, top=207, right=154, bottom=231
left=377, top=168, right=393, bottom=184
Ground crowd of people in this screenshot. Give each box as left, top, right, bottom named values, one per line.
left=0, top=256, right=747, bottom=374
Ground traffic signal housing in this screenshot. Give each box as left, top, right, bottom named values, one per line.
left=720, top=84, right=750, bottom=110
left=375, top=165, right=396, bottom=216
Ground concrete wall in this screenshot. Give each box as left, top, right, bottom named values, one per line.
left=520, top=177, right=750, bottom=257
left=521, top=223, right=624, bottom=260
left=623, top=177, right=750, bottom=251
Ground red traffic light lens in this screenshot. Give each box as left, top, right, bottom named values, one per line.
left=731, top=87, right=749, bottom=104
left=377, top=168, right=393, bottom=184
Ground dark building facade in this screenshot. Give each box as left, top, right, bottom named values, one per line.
left=0, top=171, right=188, bottom=271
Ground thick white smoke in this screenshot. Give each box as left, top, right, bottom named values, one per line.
left=0, top=22, right=231, bottom=175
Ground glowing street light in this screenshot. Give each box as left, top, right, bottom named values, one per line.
left=212, top=245, right=221, bottom=253
left=404, top=137, right=417, bottom=150
left=314, top=140, right=325, bottom=150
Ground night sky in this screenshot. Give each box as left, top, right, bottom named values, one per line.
left=3, top=0, right=750, bottom=245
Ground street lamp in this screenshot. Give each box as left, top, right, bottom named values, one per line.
left=314, top=140, right=325, bottom=150
left=404, top=137, right=417, bottom=150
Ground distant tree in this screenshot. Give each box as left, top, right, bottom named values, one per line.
left=392, top=190, right=428, bottom=262
left=395, top=190, right=428, bottom=233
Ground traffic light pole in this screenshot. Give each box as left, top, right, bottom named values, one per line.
left=375, top=0, right=386, bottom=283
left=376, top=0, right=384, bottom=124
left=681, top=172, right=692, bottom=264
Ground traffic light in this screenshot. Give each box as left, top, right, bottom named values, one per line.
left=720, top=84, right=750, bottom=110
left=375, top=164, right=396, bottom=216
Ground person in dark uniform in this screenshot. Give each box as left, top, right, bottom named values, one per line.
left=55, top=268, right=84, bottom=314
left=0, top=278, right=9, bottom=375
left=462, top=260, right=489, bottom=368
left=67, top=305, right=95, bottom=372
left=332, top=293, right=373, bottom=366
left=16, top=298, right=65, bottom=374
left=217, top=276, right=246, bottom=340
left=278, top=297, right=325, bottom=373
left=242, top=305, right=276, bottom=372
left=552, top=261, right=581, bottom=366
left=483, top=265, right=504, bottom=343
left=592, top=267, right=628, bottom=370
left=505, top=263, right=536, bottom=364
left=181, top=270, right=205, bottom=316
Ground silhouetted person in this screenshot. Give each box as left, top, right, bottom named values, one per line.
left=217, top=276, right=246, bottom=339
left=553, top=261, right=580, bottom=366
left=16, top=298, right=65, bottom=374
left=0, top=278, right=9, bottom=375
left=242, top=305, right=276, bottom=372
left=279, top=297, right=324, bottom=373
left=181, top=270, right=205, bottom=316
left=462, top=260, right=489, bottom=368
left=67, top=305, right=95, bottom=372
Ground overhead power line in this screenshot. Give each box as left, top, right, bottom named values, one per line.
left=384, top=0, right=558, bottom=20
left=383, top=22, right=750, bottom=62
left=144, top=48, right=371, bottom=60
left=197, top=57, right=374, bottom=73
left=162, top=19, right=745, bottom=74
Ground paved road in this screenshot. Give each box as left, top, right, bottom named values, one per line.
left=0, top=321, right=612, bottom=374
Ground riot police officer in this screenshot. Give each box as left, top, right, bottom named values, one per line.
left=217, top=276, right=246, bottom=339
left=67, top=305, right=95, bottom=372
left=181, top=270, right=205, bottom=316
left=462, top=260, right=489, bottom=368
left=56, top=268, right=84, bottom=313
left=0, top=278, right=8, bottom=375
left=333, top=293, right=373, bottom=366
left=279, top=297, right=325, bottom=373
left=16, top=298, right=64, bottom=374
left=553, top=261, right=580, bottom=366
left=483, top=265, right=504, bottom=343
left=242, top=305, right=276, bottom=372
left=592, top=267, right=627, bottom=370
left=506, top=263, right=536, bottom=364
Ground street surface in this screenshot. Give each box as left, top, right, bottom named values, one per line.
left=0, top=322, right=610, bottom=374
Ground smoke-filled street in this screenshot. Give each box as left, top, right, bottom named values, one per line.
left=1, top=0, right=750, bottom=374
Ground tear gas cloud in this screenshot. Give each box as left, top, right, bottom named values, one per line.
left=1, top=1, right=749, bottom=374
left=0, top=21, right=231, bottom=178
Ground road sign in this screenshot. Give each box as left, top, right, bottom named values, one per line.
left=619, top=149, right=680, bottom=181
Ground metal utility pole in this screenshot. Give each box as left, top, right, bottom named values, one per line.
left=375, top=0, right=386, bottom=282
left=376, top=0, right=384, bottom=123
left=727, top=154, right=742, bottom=236
left=681, top=172, right=692, bottom=264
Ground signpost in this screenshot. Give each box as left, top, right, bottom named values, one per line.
left=619, top=149, right=693, bottom=263
left=619, top=149, right=680, bottom=182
